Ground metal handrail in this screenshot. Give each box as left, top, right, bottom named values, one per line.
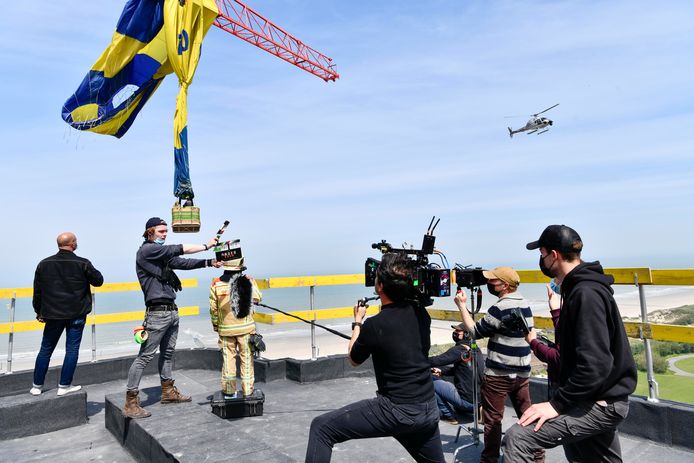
left=3, top=268, right=694, bottom=401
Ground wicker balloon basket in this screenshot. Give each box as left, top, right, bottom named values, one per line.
left=172, top=201, right=201, bottom=233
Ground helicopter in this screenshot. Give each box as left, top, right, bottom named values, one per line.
left=506, top=104, right=559, bottom=138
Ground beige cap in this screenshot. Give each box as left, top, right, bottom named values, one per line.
left=482, top=266, right=520, bottom=288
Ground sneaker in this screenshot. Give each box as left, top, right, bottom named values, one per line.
left=29, top=384, right=43, bottom=396
left=222, top=392, right=238, bottom=400
left=57, top=385, right=82, bottom=396
left=441, top=416, right=459, bottom=425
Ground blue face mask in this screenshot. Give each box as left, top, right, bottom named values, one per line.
left=154, top=238, right=165, bottom=245
left=549, top=278, right=561, bottom=294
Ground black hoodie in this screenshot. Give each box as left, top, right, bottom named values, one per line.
left=550, top=261, right=637, bottom=414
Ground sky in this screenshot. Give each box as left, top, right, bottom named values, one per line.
left=1, top=0, right=693, bottom=287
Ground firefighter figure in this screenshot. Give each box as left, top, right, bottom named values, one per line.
left=209, top=240, right=262, bottom=399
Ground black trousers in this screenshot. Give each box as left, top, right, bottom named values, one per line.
left=305, top=394, right=445, bottom=463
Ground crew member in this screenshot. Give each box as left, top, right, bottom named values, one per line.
left=123, top=217, right=221, bottom=419
left=456, top=266, right=543, bottom=463
left=209, top=241, right=263, bottom=398
left=31, top=232, right=103, bottom=396
left=502, top=225, right=637, bottom=462
left=429, top=324, right=484, bottom=424
left=305, top=253, right=445, bottom=463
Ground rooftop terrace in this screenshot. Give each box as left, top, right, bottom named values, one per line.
left=1, top=350, right=693, bottom=462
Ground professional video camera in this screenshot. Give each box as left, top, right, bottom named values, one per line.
left=364, top=217, right=451, bottom=306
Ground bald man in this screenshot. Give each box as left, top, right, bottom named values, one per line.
left=31, top=232, right=103, bottom=396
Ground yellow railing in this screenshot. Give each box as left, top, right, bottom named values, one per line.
left=0, top=279, right=199, bottom=334
left=0, top=307, right=200, bottom=334
left=3, top=268, right=691, bottom=400
left=251, top=269, right=694, bottom=344
left=0, top=279, right=199, bottom=300
left=2, top=269, right=693, bottom=339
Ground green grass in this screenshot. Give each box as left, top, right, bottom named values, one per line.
left=673, top=356, right=694, bottom=374
left=634, top=371, right=694, bottom=404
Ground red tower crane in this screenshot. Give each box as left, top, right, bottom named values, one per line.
left=213, top=0, right=340, bottom=82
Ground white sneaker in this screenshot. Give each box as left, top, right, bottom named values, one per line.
left=30, top=384, right=42, bottom=396
left=57, top=385, right=82, bottom=396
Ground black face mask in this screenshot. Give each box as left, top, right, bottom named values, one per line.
left=539, top=254, right=557, bottom=278
left=487, top=283, right=500, bottom=297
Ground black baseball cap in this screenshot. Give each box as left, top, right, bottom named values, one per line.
left=526, top=224, right=583, bottom=254
left=145, top=217, right=167, bottom=229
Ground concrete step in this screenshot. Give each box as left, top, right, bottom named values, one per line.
left=0, top=388, right=87, bottom=440
left=105, top=387, right=292, bottom=462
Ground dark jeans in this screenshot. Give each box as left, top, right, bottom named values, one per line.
left=433, top=377, right=473, bottom=419
left=502, top=399, right=629, bottom=463
left=33, top=317, right=86, bottom=387
left=126, top=310, right=179, bottom=391
left=481, top=375, right=542, bottom=463
left=305, top=394, right=445, bottom=463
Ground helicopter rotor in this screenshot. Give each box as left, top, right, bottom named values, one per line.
left=533, top=103, right=559, bottom=117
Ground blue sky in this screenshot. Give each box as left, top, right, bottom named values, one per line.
left=1, top=0, right=693, bottom=286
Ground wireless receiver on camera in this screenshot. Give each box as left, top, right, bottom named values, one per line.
left=421, top=216, right=440, bottom=255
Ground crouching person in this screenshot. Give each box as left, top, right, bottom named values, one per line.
left=305, top=253, right=445, bottom=463
left=209, top=240, right=262, bottom=398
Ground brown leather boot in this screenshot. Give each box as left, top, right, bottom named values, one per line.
left=160, top=379, right=191, bottom=403
left=123, top=390, right=151, bottom=419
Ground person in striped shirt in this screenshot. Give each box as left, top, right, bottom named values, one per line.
left=456, top=266, right=543, bottom=463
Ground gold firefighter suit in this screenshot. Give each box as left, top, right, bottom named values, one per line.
left=209, top=276, right=262, bottom=396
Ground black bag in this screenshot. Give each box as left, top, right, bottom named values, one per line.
left=249, top=333, right=266, bottom=357
left=211, top=389, right=264, bottom=418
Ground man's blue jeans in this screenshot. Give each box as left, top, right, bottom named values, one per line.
left=33, top=317, right=86, bottom=387
left=433, top=377, right=474, bottom=419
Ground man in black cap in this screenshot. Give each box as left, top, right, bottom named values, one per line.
left=123, top=217, right=221, bottom=419
left=428, top=324, right=484, bottom=425
left=502, top=225, right=637, bottom=463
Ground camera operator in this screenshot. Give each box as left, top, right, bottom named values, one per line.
left=502, top=225, right=637, bottom=463
left=305, top=253, right=445, bottom=463
left=429, top=324, right=484, bottom=425
left=455, top=267, right=543, bottom=463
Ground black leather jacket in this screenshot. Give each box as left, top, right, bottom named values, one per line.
left=33, top=250, right=104, bottom=320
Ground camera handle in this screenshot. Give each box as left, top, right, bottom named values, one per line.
left=458, top=286, right=483, bottom=315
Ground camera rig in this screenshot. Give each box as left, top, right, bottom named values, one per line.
left=364, top=217, right=451, bottom=306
